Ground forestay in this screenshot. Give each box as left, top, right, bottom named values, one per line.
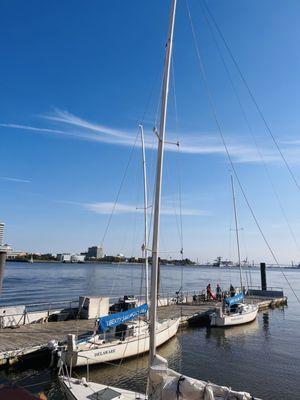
left=97, top=303, right=148, bottom=332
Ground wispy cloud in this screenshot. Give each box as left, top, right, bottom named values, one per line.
left=43, top=109, right=132, bottom=139
left=0, top=123, right=66, bottom=135
left=0, top=176, right=31, bottom=183
left=56, top=200, right=208, bottom=217
left=86, top=201, right=208, bottom=216
left=0, top=108, right=298, bottom=164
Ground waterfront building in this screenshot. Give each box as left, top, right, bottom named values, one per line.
left=70, top=254, right=85, bottom=263
left=57, top=253, right=71, bottom=263
left=87, top=246, right=103, bottom=259
left=6, top=249, right=27, bottom=259
left=116, top=253, right=126, bottom=262
left=57, top=253, right=86, bottom=263
left=0, top=223, right=4, bottom=245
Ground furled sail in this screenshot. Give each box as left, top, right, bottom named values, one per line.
left=149, top=355, right=254, bottom=400
left=98, top=303, right=148, bottom=332
left=225, top=293, right=244, bottom=306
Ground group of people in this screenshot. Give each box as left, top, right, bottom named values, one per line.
left=206, top=283, right=236, bottom=301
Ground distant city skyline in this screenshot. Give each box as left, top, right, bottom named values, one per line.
left=1, top=1, right=300, bottom=264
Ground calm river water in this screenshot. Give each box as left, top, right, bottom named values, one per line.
left=0, top=262, right=299, bottom=399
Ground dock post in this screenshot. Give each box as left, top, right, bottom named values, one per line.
left=260, top=262, right=267, bottom=291
left=0, top=250, right=7, bottom=294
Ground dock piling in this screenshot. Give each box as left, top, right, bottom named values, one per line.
left=260, top=262, right=267, bottom=291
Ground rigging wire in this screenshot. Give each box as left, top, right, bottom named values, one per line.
left=185, top=0, right=300, bottom=303
left=147, top=87, right=166, bottom=273
left=228, top=204, right=233, bottom=285
left=100, top=40, right=165, bottom=253
left=171, top=58, right=184, bottom=260
left=202, top=0, right=300, bottom=195
left=199, top=0, right=300, bottom=257
left=140, top=64, right=164, bottom=126
left=239, top=219, right=253, bottom=290
left=131, top=163, right=143, bottom=258
left=103, top=133, right=140, bottom=299
left=171, top=55, right=185, bottom=319
left=100, top=132, right=139, bottom=248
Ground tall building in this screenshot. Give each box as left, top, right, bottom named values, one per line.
left=0, top=223, right=4, bottom=246
left=87, top=246, right=104, bottom=259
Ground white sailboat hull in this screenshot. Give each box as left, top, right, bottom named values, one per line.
left=59, top=376, right=146, bottom=400
left=210, top=304, right=258, bottom=327
left=65, top=318, right=180, bottom=367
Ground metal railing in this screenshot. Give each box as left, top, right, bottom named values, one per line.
left=246, top=285, right=283, bottom=292
left=3, top=284, right=280, bottom=329
left=0, top=299, right=79, bottom=328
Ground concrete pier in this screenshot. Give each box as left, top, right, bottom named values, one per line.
left=0, top=293, right=287, bottom=367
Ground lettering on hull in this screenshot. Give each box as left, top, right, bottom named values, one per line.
left=93, top=348, right=116, bottom=358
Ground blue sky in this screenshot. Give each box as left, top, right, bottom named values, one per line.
left=1, top=0, right=300, bottom=264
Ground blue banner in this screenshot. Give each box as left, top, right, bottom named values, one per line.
left=225, top=293, right=244, bottom=306
left=98, top=303, right=148, bottom=332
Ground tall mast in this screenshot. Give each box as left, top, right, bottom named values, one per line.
left=149, top=0, right=177, bottom=366
left=231, top=174, right=243, bottom=292
left=139, top=124, right=149, bottom=314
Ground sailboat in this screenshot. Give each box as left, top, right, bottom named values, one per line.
left=62, top=313, right=179, bottom=367
left=210, top=175, right=258, bottom=327
left=59, top=1, right=260, bottom=398
left=60, top=123, right=179, bottom=369
left=210, top=294, right=258, bottom=327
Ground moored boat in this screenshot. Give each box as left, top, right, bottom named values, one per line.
left=209, top=175, right=259, bottom=328
left=59, top=375, right=146, bottom=400
left=210, top=295, right=258, bottom=327
left=63, top=315, right=180, bottom=367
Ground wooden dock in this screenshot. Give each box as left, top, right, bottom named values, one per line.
left=0, top=295, right=287, bottom=367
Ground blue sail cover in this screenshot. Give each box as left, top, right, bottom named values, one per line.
left=225, top=293, right=244, bottom=306
left=98, top=303, right=148, bottom=333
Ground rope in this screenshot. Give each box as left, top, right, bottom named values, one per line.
left=171, top=57, right=185, bottom=319
left=99, top=37, right=164, bottom=254
left=176, top=375, right=186, bottom=399
left=185, top=0, right=300, bottom=303
left=172, top=60, right=184, bottom=258
left=199, top=0, right=300, bottom=257
left=202, top=0, right=300, bottom=195
left=100, top=132, right=139, bottom=248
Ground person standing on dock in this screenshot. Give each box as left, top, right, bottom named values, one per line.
left=206, top=283, right=211, bottom=300
left=230, top=284, right=236, bottom=297
left=216, top=284, right=222, bottom=300
left=206, top=283, right=217, bottom=300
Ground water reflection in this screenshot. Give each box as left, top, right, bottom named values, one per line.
left=205, top=319, right=259, bottom=350
left=80, top=336, right=181, bottom=394
left=1, top=263, right=298, bottom=400
left=262, top=312, right=270, bottom=339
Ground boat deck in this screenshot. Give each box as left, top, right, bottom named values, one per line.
left=0, top=296, right=287, bottom=366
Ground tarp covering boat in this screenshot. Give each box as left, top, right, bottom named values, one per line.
left=98, top=303, right=148, bottom=332
left=225, top=293, right=244, bottom=306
